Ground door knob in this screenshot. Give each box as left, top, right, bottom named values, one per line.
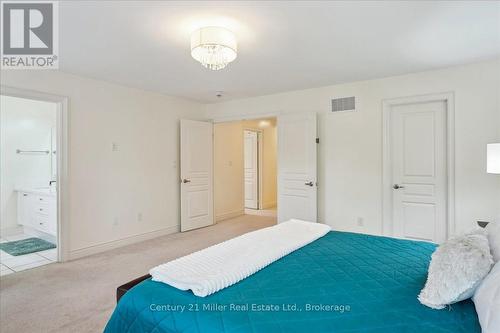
left=182, top=179, right=191, bottom=183
left=393, top=184, right=405, bottom=190
left=305, top=181, right=314, bottom=186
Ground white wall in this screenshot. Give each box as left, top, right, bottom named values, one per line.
left=1, top=70, right=204, bottom=258
left=1, top=59, right=497, bottom=257
left=206, top=59, right=500, bottom=236
left=0, top=96, right=57, bottom=233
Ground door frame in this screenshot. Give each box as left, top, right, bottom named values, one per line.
left=243, top=128, right=263, bottom=210
left=1, top=85, right=70, bottom=262
left=382, top=92, right=455, bottom=241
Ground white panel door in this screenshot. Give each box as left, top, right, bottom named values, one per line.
left=244, top=130, right=259, bottom=209
left=180, top=120, right=214, bottom=232
left=391, top=101, right=447, bottom=243
left=277, top=113, right=317, bottom=223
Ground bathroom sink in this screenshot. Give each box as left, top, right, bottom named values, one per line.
left=32, top=187, right=57, bottom=194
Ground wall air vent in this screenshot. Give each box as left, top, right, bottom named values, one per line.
left=331, top=96, right=356, bottom=112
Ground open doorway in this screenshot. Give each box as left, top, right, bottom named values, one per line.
left=0, top=95, right=59, bottom=275
left=214, top=118, right=277, bottom=223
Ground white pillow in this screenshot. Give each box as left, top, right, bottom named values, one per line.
left=473, top=261, right=500, bottom=333
left=485, top=222, right=500, bottom=262
left=418, top=229, right=493, bottom=309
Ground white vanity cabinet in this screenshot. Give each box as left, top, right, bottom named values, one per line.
left=17, top=191, right=57, bottom=236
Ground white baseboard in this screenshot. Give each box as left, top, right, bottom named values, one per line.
left=0, top=226, right=24, bottom=237
left=69, top=225, right=179, bottom=260
left=216, top=209, right=244, bottom=222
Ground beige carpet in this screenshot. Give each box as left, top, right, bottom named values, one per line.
left=0, top=215, right=276, bottom=333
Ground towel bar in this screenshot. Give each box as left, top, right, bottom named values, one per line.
left=16, top=149, right=50, bottom=154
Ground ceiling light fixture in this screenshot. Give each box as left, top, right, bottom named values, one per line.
left=258, top=120, right=271, bottom=128
left=191, top=27, right=237, bottom=70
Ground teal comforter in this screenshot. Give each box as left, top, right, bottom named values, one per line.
left=104, top=231, right=480, bottom=333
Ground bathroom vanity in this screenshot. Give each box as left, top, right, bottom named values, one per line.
left=17, top=188, right=57, bottom=236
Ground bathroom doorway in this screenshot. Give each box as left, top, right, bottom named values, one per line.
left=0, top=91, right=67, bottom=275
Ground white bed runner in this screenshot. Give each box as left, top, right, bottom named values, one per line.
left=150, top=219, right=331, bottom=297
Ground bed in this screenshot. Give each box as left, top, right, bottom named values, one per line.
left=104, top=231, right=480, bottom=333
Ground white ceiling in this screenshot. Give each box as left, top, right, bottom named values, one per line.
left=60, top=1, right=500, bottom=103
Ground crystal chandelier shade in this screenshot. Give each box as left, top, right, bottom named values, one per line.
left=191, top=27, right=237, bottom=70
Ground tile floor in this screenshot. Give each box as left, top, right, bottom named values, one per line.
left=0, top=233, right=57, bottom=276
